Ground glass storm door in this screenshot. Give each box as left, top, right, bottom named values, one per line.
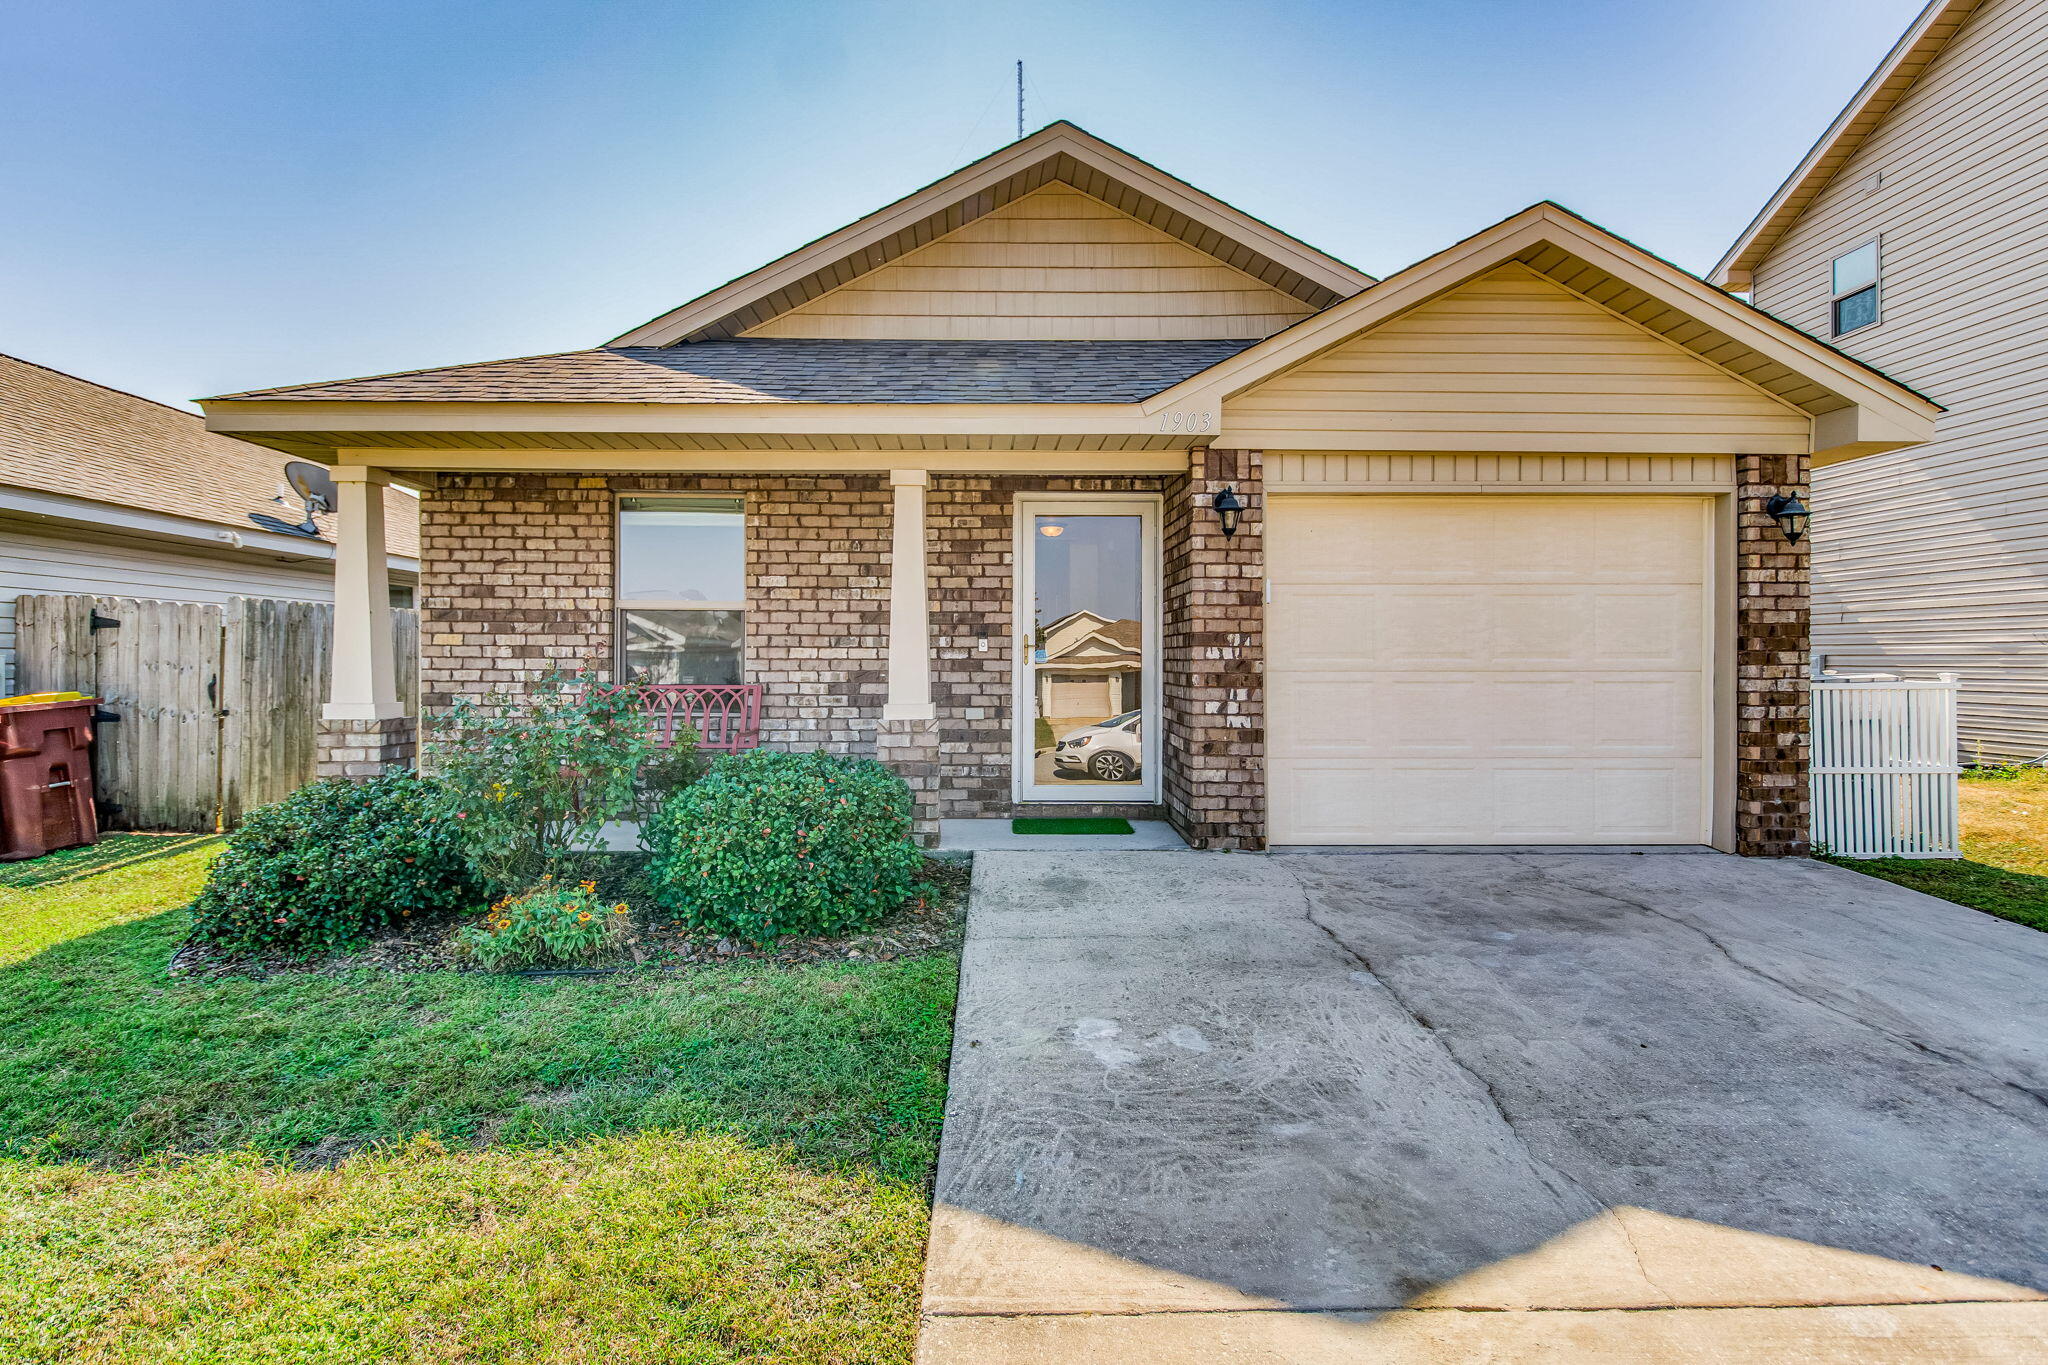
left=1015, top=497, right=1159, bottom=803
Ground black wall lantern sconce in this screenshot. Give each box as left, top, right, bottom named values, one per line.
left=1766, top=492, right=1810, bottom=545
left=1211, top=485, right=1244, bottom=538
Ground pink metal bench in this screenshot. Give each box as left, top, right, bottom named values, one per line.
left=614, top=683, right=764, bottom=754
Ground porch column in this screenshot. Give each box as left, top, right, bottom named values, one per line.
left=876, top=469, right=941, bottom=845
left=316, top=465, right=416, bottom=780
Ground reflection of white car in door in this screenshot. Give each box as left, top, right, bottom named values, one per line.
left=1052, top=710, right=1142, bottom=781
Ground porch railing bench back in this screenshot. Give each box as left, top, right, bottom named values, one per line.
left=605, top=683, right=764, bottom=754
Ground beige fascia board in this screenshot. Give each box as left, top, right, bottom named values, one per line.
left=1161, top=205, right=1938, bottom=459
left=336, top=447, right=1191, bottom=475
left=1710, top=0, right=1979, bottom=285
left=1811, top=403, right=1932, bottom=466
left=608, top=126, right=1370, bottom=347
left=204, top=398, right=1164, bottom=438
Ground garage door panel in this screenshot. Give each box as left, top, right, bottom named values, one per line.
left=1269, top=759, right=1703, bottom=844
left=1267, top=587, right=1378, bottom=666
left=1591, top=590, right=1701, bottom=667
left=1268, top=495, right=1710, bottom=846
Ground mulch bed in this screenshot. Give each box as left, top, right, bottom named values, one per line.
left=170, top=853, right=971, bottom=979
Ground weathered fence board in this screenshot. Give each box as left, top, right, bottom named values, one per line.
left=222, top=598, right=332, bottom=825
left=16, top=593, right=417, bottom=831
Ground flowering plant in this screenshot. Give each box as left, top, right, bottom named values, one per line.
left=427, top=671, right=657, bottom=895
left=457, top=876, right=633, bottom=970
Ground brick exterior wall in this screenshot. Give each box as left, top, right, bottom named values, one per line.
left=419, top=474, right=889, bottom=754
left=410, top=458, right=1811, bottom=856
left=1162, top=448, right=1266, bottom=850
left=926, top=474, right=1170, bottom=821
left=1736, top=452, right=1812, bottom=857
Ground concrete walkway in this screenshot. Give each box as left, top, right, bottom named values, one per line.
left=920, top=852, right=2048, bottom=1362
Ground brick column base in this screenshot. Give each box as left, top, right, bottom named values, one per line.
left=876, top=716, right=942, bottom=848
left=316, top=716, right=419, bottom=782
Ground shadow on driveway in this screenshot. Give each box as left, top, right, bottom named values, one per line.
left=921, top=851, right=2048, bottom=1360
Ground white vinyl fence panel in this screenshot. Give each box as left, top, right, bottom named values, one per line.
left=1812, top=674, right=1961, bottom=860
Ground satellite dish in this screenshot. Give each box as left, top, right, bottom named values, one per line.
left=250, top=460, right=339, bottom=539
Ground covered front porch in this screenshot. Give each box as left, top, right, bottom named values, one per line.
left=305, top=448, right=1266, bottom=849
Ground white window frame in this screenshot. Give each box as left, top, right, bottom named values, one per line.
left=1829, top=236, right=1882, bottom=338
left=1011, top=493, right=1163, bottom=804
left=614, top=493, right=747, bottom=683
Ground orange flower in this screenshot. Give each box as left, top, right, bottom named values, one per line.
left=579, top=880, right=597, bottom=894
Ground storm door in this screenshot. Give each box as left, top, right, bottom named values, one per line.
left=1013, top=496, right=1160, bottom=803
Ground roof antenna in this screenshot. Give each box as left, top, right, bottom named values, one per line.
left=1016, top=60, right=1025, bottom=140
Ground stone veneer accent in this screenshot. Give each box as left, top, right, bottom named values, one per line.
left=1735, top=451, right=1812, bottom=857
left=418, top=474, right=889, bottom=754
left=315, top=716, right=417, bottom=781
left=1162, top=448, right=1266, bottom=850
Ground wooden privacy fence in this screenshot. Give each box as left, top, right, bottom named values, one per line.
left=15, top=594, right=417, bottom=831
left=1812, top=672, right=1961, bottom=859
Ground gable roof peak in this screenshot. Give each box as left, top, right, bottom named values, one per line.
left=1713, top=0, right=1982, bottom=286
left=609, top=122, right=1372, bottom=347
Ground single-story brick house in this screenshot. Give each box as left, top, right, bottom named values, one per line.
left=200, top=123, right=1938, bottom=853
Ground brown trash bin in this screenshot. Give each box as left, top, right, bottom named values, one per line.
left=0, top=696, right=100, bottom=861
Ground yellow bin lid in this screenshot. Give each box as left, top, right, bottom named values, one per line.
left=0, top=691, right=88, bottom=706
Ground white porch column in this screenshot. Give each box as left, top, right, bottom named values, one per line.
left=324, top=465, right=405, bottom=721
left=883, top=468, right=935, bottom=722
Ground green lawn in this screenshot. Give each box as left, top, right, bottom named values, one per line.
left=0, top=836, right=958, bottom=1363
left=1824, top=768, right=2048, bottom=933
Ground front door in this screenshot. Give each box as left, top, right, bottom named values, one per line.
left=1014, top=496, right=1160, bottom=803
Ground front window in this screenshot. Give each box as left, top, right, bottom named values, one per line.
left=616, top=496, right=745, bottom=684
left=1830, top=239, right=1880, bottom=336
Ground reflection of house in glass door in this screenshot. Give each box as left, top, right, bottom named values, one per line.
left=1014, top=496, right=1160, bottom=801
left=1035, top=609, right=1142, bottom=730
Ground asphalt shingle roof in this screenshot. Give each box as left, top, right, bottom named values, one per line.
left=211, top=339, right=1262, bottom=404
left=2, top=353, right=419, bottom=555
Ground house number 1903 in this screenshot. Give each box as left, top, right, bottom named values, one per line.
left=1159, top=410, right=1216, bottom=434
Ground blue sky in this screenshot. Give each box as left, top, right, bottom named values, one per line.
left=1, top=0, right=1926, bottom=411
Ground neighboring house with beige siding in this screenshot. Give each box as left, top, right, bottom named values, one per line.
left=1715, top=0, right=2048, bottom=762
left=199, top=122, right=1939, bottom=855
left=0, top=353, right=419, bottom=690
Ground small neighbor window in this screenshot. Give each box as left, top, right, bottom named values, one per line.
left=1830, top=239, right=1880, bottom=336
left=616, top=496, right=745, bottom=684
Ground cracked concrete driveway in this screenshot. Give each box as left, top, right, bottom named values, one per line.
left=920, top=851, right=2048, bottom=1362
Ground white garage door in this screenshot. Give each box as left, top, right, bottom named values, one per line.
left=1267, top=495, right=1711, bottom=845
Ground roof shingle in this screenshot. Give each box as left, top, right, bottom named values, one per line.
left=208, top=338, right=1261, bottom=405
left=1, top=353, right=419, bottom=556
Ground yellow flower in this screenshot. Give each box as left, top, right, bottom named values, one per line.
left=577, top=912, right=592, bottom=923
left=579, top=880, right=597, bottom=894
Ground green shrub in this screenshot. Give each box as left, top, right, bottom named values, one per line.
left=427, top=671, right=657, bottom=894
left=635, top=727, right=702, bottom=822
left=644, top=749, right=923, bottom=944
left=457, top=876, right=632, bottom=970
left=190, top=772, right=476, bottom=954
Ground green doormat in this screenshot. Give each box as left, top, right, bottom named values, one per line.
left=1012, top=817, right=1135, bottom=835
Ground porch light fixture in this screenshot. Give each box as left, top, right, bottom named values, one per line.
left=1038, top=523, right=1065, bottom=538
left=1766, top=492, right=1810, bottom=545
left=1211, top=486, right=1243, bottom=538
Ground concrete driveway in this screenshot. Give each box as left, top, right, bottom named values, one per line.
left=921, top=852, right=2048, bottom=1362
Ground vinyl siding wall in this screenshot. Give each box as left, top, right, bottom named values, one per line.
left=1748, top=0, right=2048, bottom=760
left=743, top=185, right=1314, bottom=341
left=1225, top=265, right=1810, bottom=453
left=0, top=527, right=340, bottom=691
